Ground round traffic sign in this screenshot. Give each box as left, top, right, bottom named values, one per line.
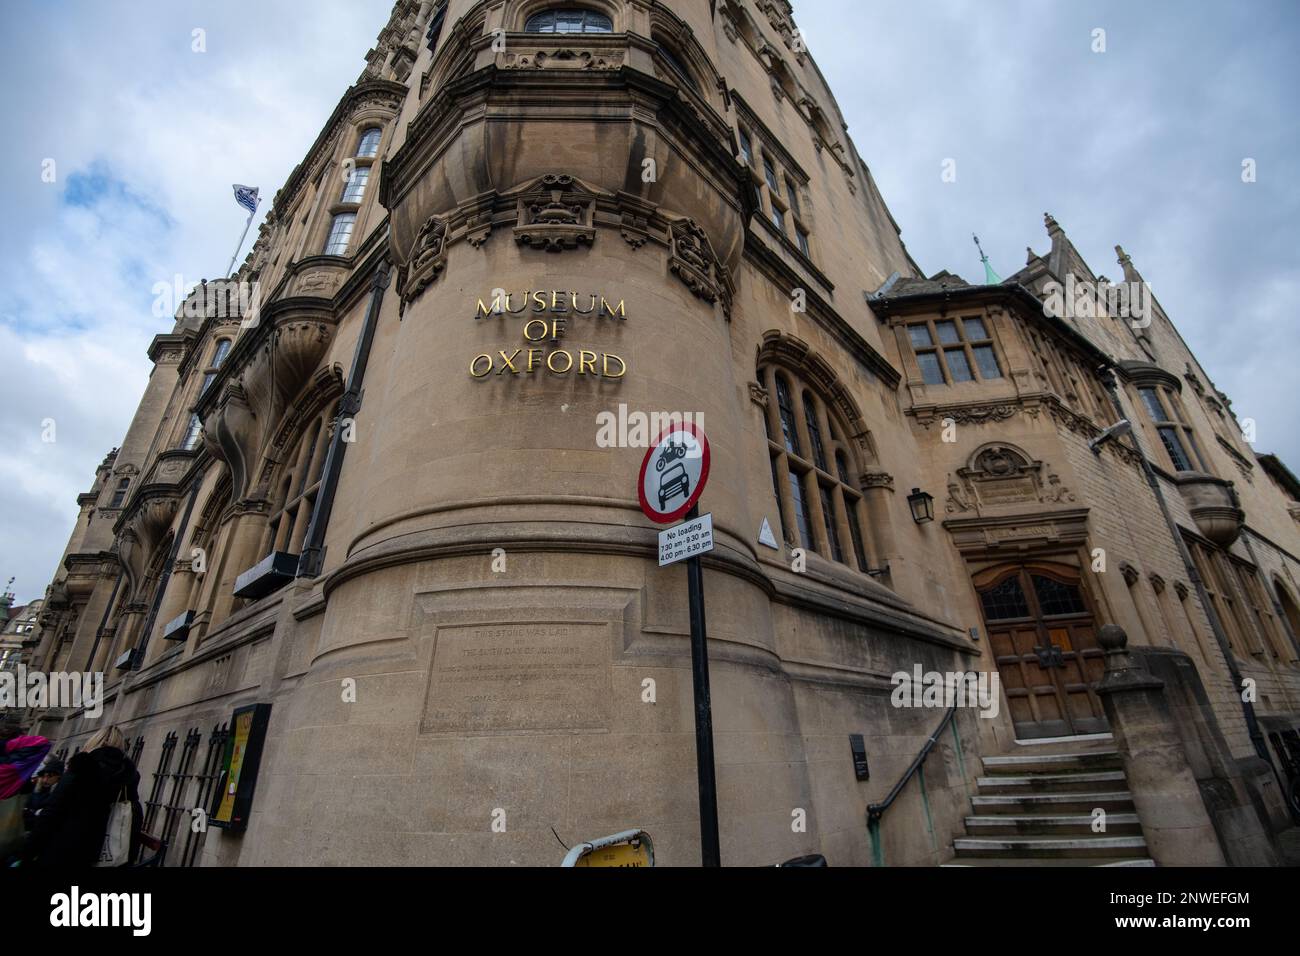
left=637, top=422, right=711, bottom=524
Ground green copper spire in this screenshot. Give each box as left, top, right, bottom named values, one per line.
left=973, top=234, right=1002, bottom=284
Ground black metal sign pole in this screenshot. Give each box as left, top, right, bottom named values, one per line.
left=685, top=502, right=721, bottom=866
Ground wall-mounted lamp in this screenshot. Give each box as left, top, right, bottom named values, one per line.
left=1088, top=418, right=1132, bottom=455
left=907, top=488, right=935, bottom=524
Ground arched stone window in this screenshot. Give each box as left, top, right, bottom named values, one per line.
left=654, top=38, right=701, bottom=92
left=760, top=364, right=871, bottom=572
left=1274, top=579, right=1300, bottom=663
left=184, top=473, right=234, bottom=637
left=262, top=403, right=338, bottom=559
left=524, top=8, right=613, bottom=34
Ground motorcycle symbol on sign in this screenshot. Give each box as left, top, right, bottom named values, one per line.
left=655, top=439, right=689, bottom=472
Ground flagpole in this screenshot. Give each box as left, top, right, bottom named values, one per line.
left=225, top=198, right=260, bottom=278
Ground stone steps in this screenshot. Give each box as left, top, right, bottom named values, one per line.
left=963, top=812, right=1142, bottom=836
left=951, top=747, right=1150, bottom=867
left=969, top=791, right=1137, bottom=814
left=943, top=856, right=1156, bottom=868
left=976, top=770, right=1128, bottom=794
left=953, top=835, right=1149, bottom=859
left=979, top=750, right=1123, bottom=775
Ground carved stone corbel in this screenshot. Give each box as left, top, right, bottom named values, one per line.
left=513, top=174, right=596, bottom=252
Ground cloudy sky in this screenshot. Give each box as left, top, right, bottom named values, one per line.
left=2, top=1, right=1296, bottom=603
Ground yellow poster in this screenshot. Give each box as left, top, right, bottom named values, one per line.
left=214, top=709, right=254, bottom=824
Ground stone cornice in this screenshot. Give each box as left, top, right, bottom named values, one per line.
left=382, top=62, right=742, bottom=235
left=147, top=332, right=193, bottom=365
left=744, top=231, right=900, bottom=389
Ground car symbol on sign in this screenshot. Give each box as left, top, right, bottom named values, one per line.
left=658, top=462, right=690, bottom=510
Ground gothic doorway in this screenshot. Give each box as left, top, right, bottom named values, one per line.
left=974, top=562, right=1108, bottom=740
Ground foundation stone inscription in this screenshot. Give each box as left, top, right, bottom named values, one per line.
left=421, top=622, right=610, bottom=734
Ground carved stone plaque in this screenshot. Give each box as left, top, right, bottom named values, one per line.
left=421, top=622, right=610, bottom=734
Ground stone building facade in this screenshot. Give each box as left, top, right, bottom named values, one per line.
left=1, top=593, right=42, bottom=673
left=22, top=0, right=1300, bottom=866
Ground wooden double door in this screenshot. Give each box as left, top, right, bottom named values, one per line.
left=975, top=562, right=1108, bottom=739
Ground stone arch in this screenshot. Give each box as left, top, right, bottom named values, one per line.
left=648, top=3, right=725, bottom=96
left=1273, top=577, right=1300, bottom=658
left=508, top=0, right=626, bottom=34
left=756, top=329, right=876, bottom=470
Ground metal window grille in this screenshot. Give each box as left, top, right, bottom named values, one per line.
left=158, top=728, right=202, bottom=860
left=129, top=735, right=145, bottom=766
left=179, top=721, right=230, bottom=867
left=143, top=731, right=178, bottom=833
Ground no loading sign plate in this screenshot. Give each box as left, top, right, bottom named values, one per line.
left=637, top=422, right=711, bottom=524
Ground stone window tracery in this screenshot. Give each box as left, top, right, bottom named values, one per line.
left=761, top=365, right=871, bottom=573
left=907, top=315, right=1003, bottom=386
left=524, top=8, right=613, bottom=34
left=1138, top=384, right=1209, bottom=474
left=262, top=403, right=338, bottom=559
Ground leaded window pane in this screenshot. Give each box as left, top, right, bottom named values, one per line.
left=775, top=375, right=800, bottom=455
left=908, top=324, right=934, bottom=348
left=356, top=128, right=382, bottom=158
left=525, top=10, right=613, bottom=34
left=820, top=485, right=843, bottom=563
left=846, top=500, right=868, bottom=571
left=804, top=395, right=827, bottom=470
left=340, top=165, right=370, bottom=204
left=788, top=466, right=813, bottom=550
left=1158, top=426, right=1194, bottom=471
left=1139, top=387, right=1167, bottom=422
left=980, top=576, right=1030, bottom=620
left=973, top=344, right=1002, bottom=379
left=323, top=212, right=356, bottom=256
left=796, top=229, right=811, bottom=258
left=917, top=351, right=945, bottom=386
left=945, top=348, right=973, bottom=382
left=1032, top=575, right=1087, bottom=616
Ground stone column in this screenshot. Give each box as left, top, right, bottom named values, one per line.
left=1095, top=623, right=1225, bottom=866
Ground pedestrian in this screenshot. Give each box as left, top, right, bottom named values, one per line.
left=0, top=722, right=51, bottom=861
left=21, top=726, right=143, bottom=867
left=23, top=758, right=64, bottom=831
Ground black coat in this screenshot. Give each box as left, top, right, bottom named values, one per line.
left=23, top=747, right=143, bottom=867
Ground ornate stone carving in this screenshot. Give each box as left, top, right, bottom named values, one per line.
left=513, top=174, right=596, bottom=252
left=1043, top=473, right=1076, bottom=504
left=748, top=382, right=768, bottom=408
left=946, top=479, right=975, bottom=515
left=502, top=48, right=625, bottom=71
left=297, top=270, right=341, bottom=298
left=465, top=213, right=492, bottom=249
left=861, top=470, right=895, bottom=491
left=397, top=214, right=448, bottom=313
left=668, top=218, right=733, bottom=318
left=945, top=444, right=1076, bottom=516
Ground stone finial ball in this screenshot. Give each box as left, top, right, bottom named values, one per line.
left=1097, top=623, right=1129, bottom=651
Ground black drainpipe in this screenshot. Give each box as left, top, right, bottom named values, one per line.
left=298, top=259, right=391, bottom=579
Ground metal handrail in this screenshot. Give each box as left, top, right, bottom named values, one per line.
left=866, top=705, right=957, bottom=825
